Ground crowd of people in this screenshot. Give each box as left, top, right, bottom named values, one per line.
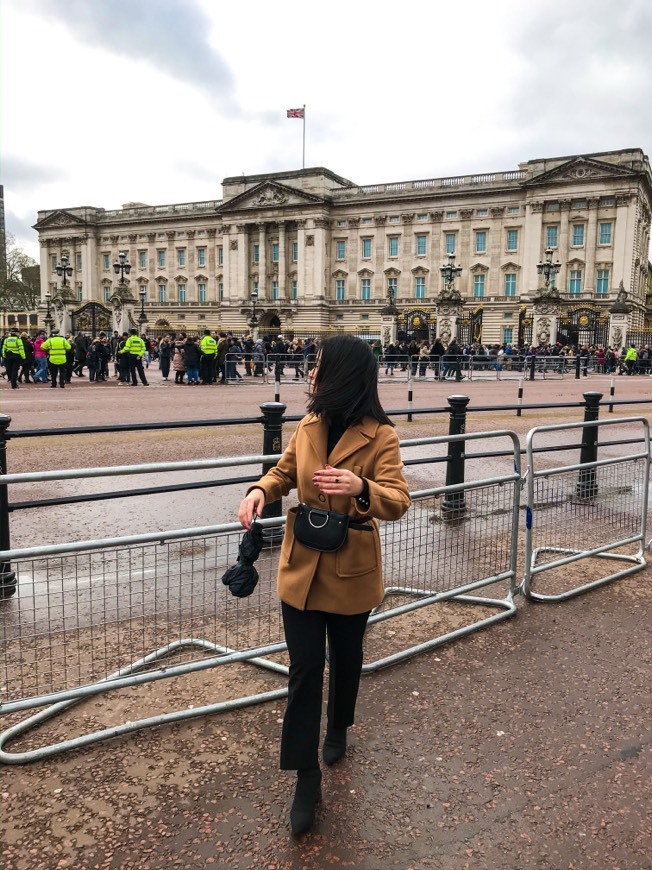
left=1, top=327, right=650, bottom=389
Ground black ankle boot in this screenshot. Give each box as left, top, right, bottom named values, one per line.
left=322, top=727, right=347, bottom=766
left=290, top=767, right=322, bottom=835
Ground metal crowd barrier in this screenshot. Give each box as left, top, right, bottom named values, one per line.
left=467, top=354, right=567, bottom=381
left=0, top=431, right=520, bottom=763
left=521, top=417, right=650, bottom=601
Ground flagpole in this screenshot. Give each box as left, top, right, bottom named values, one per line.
left=302, top=104, right=306, bottom=169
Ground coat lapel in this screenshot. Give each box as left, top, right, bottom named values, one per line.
left=327, top=418, right=379, bottom=467
left=301, top=415, right=328, bottom=467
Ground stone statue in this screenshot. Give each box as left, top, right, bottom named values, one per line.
left=439, top=318, right=452, bottom=344
left=612, top=326, right=623, bottom=348
left=536, top=317, right=551, bottom=345
left=616, top=281, right=627, bottom=303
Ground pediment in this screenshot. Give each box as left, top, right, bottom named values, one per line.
left=332, top=269, right=348, bottom=278
left=34, top=209, right=88, bottom=230
left=411, top=266, right=430, bottom=276
left=500, top=260, right=521, bottom=272
left=470, top=262, right=489, bottom=273
left=358, top=268, right=374, bottom=277
left=219, top=181, right=328, bottom=213
left=526, top=156, right=637, bottom=187
left=384, top=267, right=401, bottom=277
left=567, top=257, right=585, bottom=267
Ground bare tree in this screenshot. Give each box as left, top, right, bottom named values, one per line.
left=0, top=234, right=40, bottom=310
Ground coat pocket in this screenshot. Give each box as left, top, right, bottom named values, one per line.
left=335, top=525, right=379, bottom=578
left=280, top=509, right=296, bottom=564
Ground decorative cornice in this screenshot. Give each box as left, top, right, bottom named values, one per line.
left=313, top=218, right=330, bottom=229
left=374, top=215, right=387, bottom=226
left=166, top=231, right=176, bottom=240
left=529, top=201, right=543, bottom=213
left=128, top=234, right=137, bottom=242
left=430, top=211, right=444, bottom=221
left=206, top=228, right=217, bottom=237
left=186, top=229, right=196, bottom=238
left=146, top=233, right=156, bottom=241
left=109, top=235, right=119, bottom=244
left=490, top=207, right=505, bottom=218
left=460, top=209, right=474, bottom=220
left=401, top=213, right=415, bottom=224
left=347, top=217, right=360, bottom=228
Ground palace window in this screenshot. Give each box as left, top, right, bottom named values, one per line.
left=504, top=273, right=516, bottom=297
left=51, top=255, right=57, bottom=271
left=508, top=207, right=520, bottom=214
left=292, top=241, right=298, bottom=262
left=503, top=327, right=513, bottom=343
left=361, top=278, right=371, bottom=300
left=198, top=283, right=206, bottom=303
left=599, top=222, right=612, bottom=245
left=387, top=276, right=397, bottom=296
left=362, top=218, right=372, bottom=225
left=76, top=284, right=83, bottom=301
left=546, top=225, right=559, bottom=248
left=569, top=270, right=582, bottom=295
left=272, top=280, right=279, bottom=300
left=157, top=250, right=166, bottom=268
left=177, top=249, right=186, bottom=267
left=572, top=225, right=585, bottom=246
left=388, top=237, right=399, bottom=257
left=473, top=274, right=485, bottom=297
left=253, top=243, right=259, bottom=264
left=217, top=246, right=223, bottom=266
left=139, top=250, right=147, bottom=269
left=197, top=247, right=206, bottom=267
left=415, top=276, right=425, bottom=299
left=475, top=231, right=487, bottom=254
left=417, top=214, right=428, bottom=221
left=75, top=253, right=82, bottom=271
left=104, top=286, right=111, bottom=302
left=446, top=211, right=457, bottom=219
left=336, top=279, right=345, bottom=301
left=219, top=282, right=224, bottom=300
left=389, top=216, right=400, bottom=223
left=292, top=280, right=298, bottom=300
left=362, top=238, right=372, bottom=258
left=596, top=269, right=609, bottom=296
left=336, top=240, right=346, bottom=259
left=272, top=242, right=279, bottom=263
left=158, top=284, right=167, bottom=303
left=476, top=209, right=488, bottom=217
left=103, top=254, right=110, bottom=270
left=506, top=229, right=519, bottom=251
left=416, top=234, right=427, bottom=256
left=178, top=284, right=186, bottom=303
left=445, top=233, right=456, bottom=254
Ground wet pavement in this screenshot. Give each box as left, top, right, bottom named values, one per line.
left=1, top=370, right=651, bottom=868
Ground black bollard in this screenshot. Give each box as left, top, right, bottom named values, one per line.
left=608, top=377, right=615, bottom=413
left=528, top=354, right=536, bottom=381
left=441, top=395, right=470, bottom=520
left=260, top=402, right=287, bottom=540
left=575, top=355, right=581, bottom=380
left=576, top=391, right=603, bottom=499
left=517, top=378, right=524, bottom=417
left=0, top=414, right=16, bottom=598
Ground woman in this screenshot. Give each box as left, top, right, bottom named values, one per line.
left=158, top=335, right=172, bottom=381
left=172, top=335, right=186, bottom=384
left=183, top=335, right=201, bottom=384
left=18, top=332, right=35, bottom=383
left=238, top=335, right=410, bottom=835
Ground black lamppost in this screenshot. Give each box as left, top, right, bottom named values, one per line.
left=440, top=252, right=463, bottom=294
left=536, top=247, right=561, bottom=290
left=138, top=285, right=147, bottom=328
left=55, top=254, right=73, bottom=289
left=113, top=251, right=131, bottom=287
left=250, top=286, right=259, bottom=336
left=44, top=289, right=53, bottom=331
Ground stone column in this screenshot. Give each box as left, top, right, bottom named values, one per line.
left=584, top=198, right=599, bottom=291
left=258, top=223, right=267, bottom=301
left=278, top=221, right=286, bottom=299
left=233, top=223, right=248, bottom=303
left=373, top=215, right=386, bottom=298
left=312, top=218, right=329, bottom=300
left=558, top=199, right=571, bottom=291
left=522, top=201, right=543, bottom=295
left=206, top=228, right=217, bottom=304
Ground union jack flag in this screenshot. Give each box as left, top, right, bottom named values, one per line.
left=287, top=107, right=305, bottom=119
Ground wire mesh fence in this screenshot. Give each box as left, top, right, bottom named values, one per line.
left=522, top=418, right=650, bottom=601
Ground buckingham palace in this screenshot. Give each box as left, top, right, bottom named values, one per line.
left=34, top=147, right=652, bottom=348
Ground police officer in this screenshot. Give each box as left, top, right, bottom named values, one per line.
left=1, top=328, right=26, bottom=389
left=41, top=329, right=72, bottom=389
left=120, top=327, right=149, bottom=386
left=199, top=328, right=217, bottom=384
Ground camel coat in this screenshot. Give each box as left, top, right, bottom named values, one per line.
left=250, top=414, right=410, bottom=614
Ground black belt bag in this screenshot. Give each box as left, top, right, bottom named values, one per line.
left=292, top=503, right=373, bottom=552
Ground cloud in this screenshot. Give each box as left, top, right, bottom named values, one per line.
left=24, top=0, right=239, bottom=113
left=504, top=0, right=652, bottom=155
left=1, top=155, right=65, bottom=191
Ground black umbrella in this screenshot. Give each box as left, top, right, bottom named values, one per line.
left=221, top=522, right=265, bottom=598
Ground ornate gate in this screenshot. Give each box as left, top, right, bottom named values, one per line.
left=557, top=305, right=609, bottom=349
left=399, top=308, right=435, bottom=343
left=71, top=302, right=113, bottom=336
left=457, top=305, right=483, bottom=345
left=517, top=306, right=533, bottom=348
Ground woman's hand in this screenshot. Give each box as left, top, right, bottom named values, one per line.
left=311, top=465, right=363, bottom=498
left=238, top=488, right=266, bottom=530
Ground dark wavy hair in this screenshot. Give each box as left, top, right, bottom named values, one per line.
left=306, top=335, right=392, bottom=426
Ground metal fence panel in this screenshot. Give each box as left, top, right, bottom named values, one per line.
left=521, top=418, right=650, bottom=601
left=0, top=432, right=521, bottom=762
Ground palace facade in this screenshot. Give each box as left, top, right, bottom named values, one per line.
left=34, top=148, right=652, bottom=347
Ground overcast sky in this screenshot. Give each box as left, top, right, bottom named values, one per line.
left=2, top=0, right=651, bottom=260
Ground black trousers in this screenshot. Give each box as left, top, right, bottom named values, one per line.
left=49, top=361, right=66, bottom=386
left=5, top=356, right=21, bottom=387
left=200, top=355, right=216, bottom=383
left=129, top=356, right=148, bottom=385
left=280, top=602, right=370, bottom=770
